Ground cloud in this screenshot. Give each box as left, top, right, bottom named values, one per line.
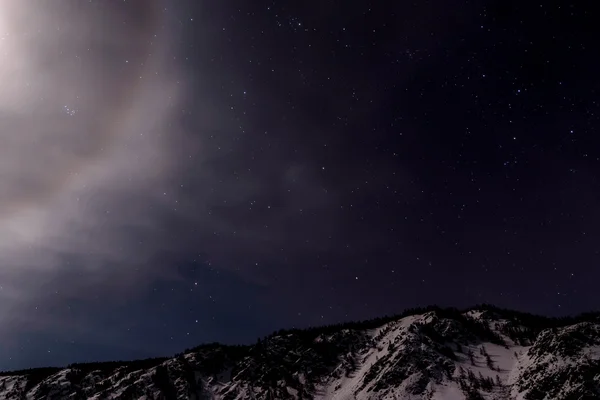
left=0, top=1, right=190, bottom=333
left=0, top=0, right=410, bottom=343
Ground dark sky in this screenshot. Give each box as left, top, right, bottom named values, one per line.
left=0, top=0, right=598, bottom=370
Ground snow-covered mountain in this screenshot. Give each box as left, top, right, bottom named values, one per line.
left=1, top=305, right=598, bottom=400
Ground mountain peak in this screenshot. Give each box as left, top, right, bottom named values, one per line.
left=1, top=306, right=598, bottom=399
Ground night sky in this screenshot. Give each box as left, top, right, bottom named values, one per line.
left=0, top=0, right=598, bottom=370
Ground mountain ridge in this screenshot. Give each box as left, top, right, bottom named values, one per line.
left=1, top=304, right=598, bottom=399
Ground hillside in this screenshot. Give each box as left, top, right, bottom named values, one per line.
left=1, top=305, right=598, bottom=399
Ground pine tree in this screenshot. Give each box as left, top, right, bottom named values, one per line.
left=480, top=345, right=487, bottom=356
left=479, top=376, right=489, bottom=391
left=468, top=369, right=476, bottom=382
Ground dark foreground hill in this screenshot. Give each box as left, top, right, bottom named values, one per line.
left=1, top=305, right=598, bottom=399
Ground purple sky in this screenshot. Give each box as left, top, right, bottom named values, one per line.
left=0, top=0, right=598, bottom=370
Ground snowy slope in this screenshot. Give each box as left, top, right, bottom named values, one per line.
left=0, top=306, right=598, bottom=400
